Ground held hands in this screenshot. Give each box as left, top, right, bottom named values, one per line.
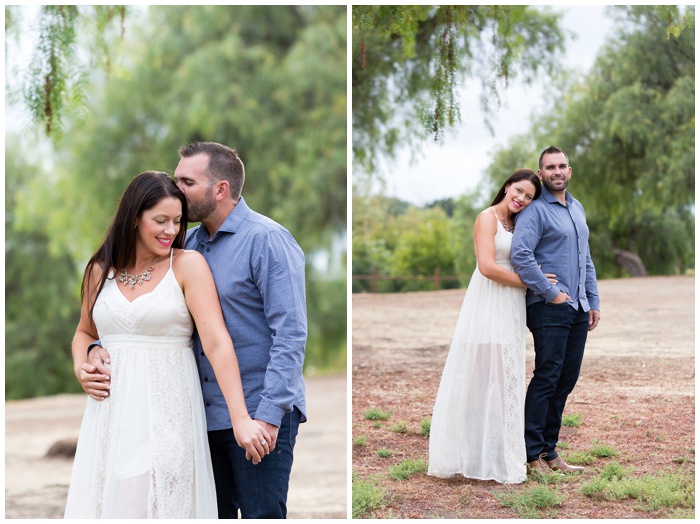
left=233, top=418, right=273, bottom=465
left=78, top=347, right=112, bottom=401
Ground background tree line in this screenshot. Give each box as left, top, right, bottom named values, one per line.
left=5, top=5, right=347, bottom=399
left=352, top=5, right=694, bottom=291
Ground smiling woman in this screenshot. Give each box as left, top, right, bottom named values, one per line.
left=65, top=170, right=271, bottom=518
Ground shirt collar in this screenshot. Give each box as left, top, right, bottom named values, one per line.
left=541, top=185, right=573, bottom=206
left=194, top=196, right=250, bottom=244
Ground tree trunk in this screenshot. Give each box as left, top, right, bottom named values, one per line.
left=613, top=247, right=647, bottom=277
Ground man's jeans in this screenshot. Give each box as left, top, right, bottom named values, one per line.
left=524, top=301, right=588, bottom=463
left=208, top=408, right=301, bottom=519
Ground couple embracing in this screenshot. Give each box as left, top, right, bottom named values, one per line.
left=429, top=146, right=601, bottom=484
left=64, top=142, right=306, bottom=518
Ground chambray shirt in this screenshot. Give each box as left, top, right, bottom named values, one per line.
left=185, top=196, right=307, bottom=431
left=511, top=186, right=600, bottom=312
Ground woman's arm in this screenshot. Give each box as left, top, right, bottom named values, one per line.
left=72, top=263, right=111, bottom=400
left=176, top=250, right=271, bottom=465
left=474, top=210, right=529, bottom=288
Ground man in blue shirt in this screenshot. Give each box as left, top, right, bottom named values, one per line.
left=511, top=146, right=600, bottom=476
left=174, top=141, right=306, bottom=518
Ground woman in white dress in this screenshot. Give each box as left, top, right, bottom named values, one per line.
left=65, top=171, right=271, bottom=518
left=428, top=168, right=554, bottom=484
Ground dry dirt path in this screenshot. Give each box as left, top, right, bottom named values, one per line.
left=352, top=276, right=695, bottom=519
left=5, top=374, right=347, bottom=519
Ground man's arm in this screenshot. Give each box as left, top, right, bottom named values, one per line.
left=511, top=207, right=563, bottom=302
left=584, top=243, right=601, bottom=330
left=251, top=229, right=307, bottom=444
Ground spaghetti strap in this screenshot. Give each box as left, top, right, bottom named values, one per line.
left=169, top=248, right=174, bottom=269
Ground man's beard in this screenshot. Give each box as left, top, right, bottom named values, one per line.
left=543, top=177, right=569, bottom=192
left=187, top=192, right=217, bottom=222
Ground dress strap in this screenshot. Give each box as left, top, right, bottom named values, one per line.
left=169, top=248, right=174, bottom=269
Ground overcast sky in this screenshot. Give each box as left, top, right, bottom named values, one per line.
left=376, top=5, right=616, bottom=206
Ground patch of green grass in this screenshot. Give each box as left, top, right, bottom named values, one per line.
left=557, top=441, right=570, bottom=450
left=665, top=508, right=695, bottom=519
left=353, top=435, right=367, bottom=447
left=372, top=421, right=383, bottom=428
left=364, top=407, right=391, bottom=421
left=590, top=443, right=618, bottom=458
left=419, top=416, right=431, bottom=437
left=564, top=451, right=596, bottom=466
left=581, top=469, right=694, bottom=512
left=352, top=474, right=388, bottom=518
left=528, top=468, right=565, bottom=485
left=599, top=462, right=632, bottom=481
left=377, top=448, right=392, bottom=458
left=561, top=413, right=582, bottom=427
left=389, top=459, right=428, bottom=480
left=496, top=485, right=564, bottom=518
left=388, top=421, right=408, bottom=434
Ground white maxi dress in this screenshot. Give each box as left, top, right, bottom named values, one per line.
left=64, top=250, right=217, bottom=518
left=428, top=213, right=527, bottom=484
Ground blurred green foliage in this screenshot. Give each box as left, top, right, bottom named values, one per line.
left=353, top=6, right=694, bottom=288
left=6, top=5, right=347, bottom=399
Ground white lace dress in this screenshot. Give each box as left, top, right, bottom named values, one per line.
left=428, top=216, right=527, bottom=484
left=64, top=251, right=217, bottom=518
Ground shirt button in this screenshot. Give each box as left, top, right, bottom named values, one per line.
left=206, top=247, right=210, bottom=252
left=200, top=351, right=204, bottom=356
left=205, top=402, right=211, bottom=407
left=204, top=377, right=209, bottom=382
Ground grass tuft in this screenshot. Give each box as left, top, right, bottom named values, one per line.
left=352, top=474, right=388, bottom=518
left=562, top=413, right=583, bottom=427
left=564, top=451, right=596, bottom=466
left=364, top=408, right=391, bottom=421
left=388, top=421, right=408, bottom=434
left=590, top=443, right=618, bottom=458
left=496, top=485, right=564, bottom=518
left=377, top=448, right=392, bottom=458
left=419, top=416, right=431, bottom=437
left=389, top=459, right=428, bottom=481
left=353, top=435, right=367, bottom=447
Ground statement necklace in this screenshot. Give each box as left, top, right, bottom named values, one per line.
left=502, top=216, right=514, bottom=233
left=119, top=256, right=160, bottom=289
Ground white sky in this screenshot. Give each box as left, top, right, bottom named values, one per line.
left=376, top=5, right=616, bottom=206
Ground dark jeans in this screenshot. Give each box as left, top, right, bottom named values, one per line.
left=524, top=301, right=588, bottom=462
left=208, top=408, right=301, bottom=519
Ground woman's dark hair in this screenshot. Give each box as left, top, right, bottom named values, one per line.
left=81, top=171, right=188, bottom=319
left=490, top=168, right=542, bottom=207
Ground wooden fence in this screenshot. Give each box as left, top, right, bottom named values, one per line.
left=352, top=267, right=464, bottom=293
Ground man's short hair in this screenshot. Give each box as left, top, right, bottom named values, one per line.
left=539, top=146, right=569, bottom=171
left=179, top=141, right=245, bottom=200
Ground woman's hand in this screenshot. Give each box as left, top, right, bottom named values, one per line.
left=232, top=417, right=272, bottom=465
left=544, top=273, right=558, bottom=285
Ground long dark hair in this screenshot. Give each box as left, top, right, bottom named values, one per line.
left=490, top=168, right=542, bottom=207
left=81, top=171, right=188, bottom=319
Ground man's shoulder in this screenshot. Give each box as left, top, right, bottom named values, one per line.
left=241, top=207, right=295, bottom=239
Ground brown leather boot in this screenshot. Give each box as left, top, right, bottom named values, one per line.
left=526, top=455, right=552, bottom=475
left=546, top=456, right=584, bottom=473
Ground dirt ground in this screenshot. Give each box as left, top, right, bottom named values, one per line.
left=352, top=275, right=695, bottom=518
left=5, top=374, right=347, bottom=519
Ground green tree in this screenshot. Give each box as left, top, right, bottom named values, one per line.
left=487, top=5, right=694, bottom=277
left=352, top=5, right=567, bottom=174
left=5, top=5, right=128, bottom=137
left=7, top=6, right=347, bottom=397
left=389, top=206, right=457, bottom=291
left=5, top=137, right=83, bottom=399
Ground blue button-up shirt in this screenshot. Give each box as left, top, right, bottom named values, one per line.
left=511, top=186, right=600, bottom=312
left=185, top=196, right=307, bottom=430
